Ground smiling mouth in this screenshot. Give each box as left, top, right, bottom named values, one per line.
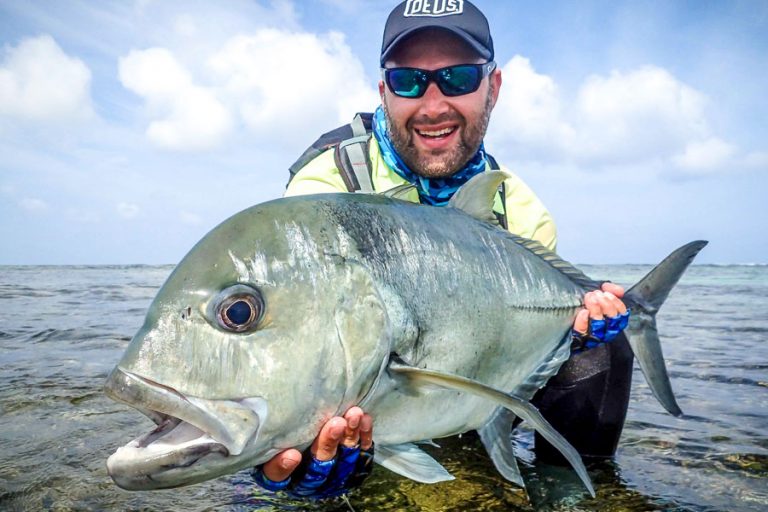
left=416, top=126, right=456, bottom=138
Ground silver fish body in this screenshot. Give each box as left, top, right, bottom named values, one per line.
left=105, top=171, right=706, bottom=493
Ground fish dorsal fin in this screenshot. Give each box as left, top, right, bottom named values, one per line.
left=388, top=361, right=595, bottom=497
left=380, top=183, right=416, bottom=200
left=508, top=233, right=600, bottom=291
left=448, top=170, right=510, bottom=226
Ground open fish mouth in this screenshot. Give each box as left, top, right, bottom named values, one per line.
left=104, top=367, right=267, bottom=490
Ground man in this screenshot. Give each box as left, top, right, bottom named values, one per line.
left=252, top=0, right=631, bottom=499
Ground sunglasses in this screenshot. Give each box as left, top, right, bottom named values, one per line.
left=383, top=61, right=497, bottom=98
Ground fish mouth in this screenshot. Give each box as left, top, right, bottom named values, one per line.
left=104, top=367, right=267, bottom=490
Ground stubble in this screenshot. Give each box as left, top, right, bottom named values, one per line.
left=382, top=84, right=495, bottom=179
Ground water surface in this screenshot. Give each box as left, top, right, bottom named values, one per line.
left=1, top=264, right=766, bottom=511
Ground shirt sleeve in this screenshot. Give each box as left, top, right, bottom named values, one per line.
left=285, top=148, right=558, bottom=251
left=499, top=167, right=558, bottom=252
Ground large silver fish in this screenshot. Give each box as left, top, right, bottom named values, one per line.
left=104, top=171, right=706, bottom=495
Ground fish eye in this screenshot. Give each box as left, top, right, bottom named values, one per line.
left=213, top=285, right=264, bottom=333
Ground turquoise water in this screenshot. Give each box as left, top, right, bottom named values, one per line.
left=0, top=264, right=766, bottom=511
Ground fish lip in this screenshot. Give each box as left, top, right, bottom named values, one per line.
left=104, top=367, right=266, bottom=456
left=106, top=417, right=230, bottom=490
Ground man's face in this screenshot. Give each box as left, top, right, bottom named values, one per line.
left=379, top=29, right=501, bottom=179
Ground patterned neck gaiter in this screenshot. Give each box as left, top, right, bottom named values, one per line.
left=371, top=106, right=488, bottom=206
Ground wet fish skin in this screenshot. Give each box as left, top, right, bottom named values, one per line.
left=104, top=171, right=705, bottom=495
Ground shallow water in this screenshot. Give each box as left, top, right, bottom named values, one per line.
left=0, top=264, right=766, bottom=511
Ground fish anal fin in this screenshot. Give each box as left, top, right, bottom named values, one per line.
left=478, top=409, right=524, bottom=488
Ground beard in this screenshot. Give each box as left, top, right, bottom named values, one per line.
left=382, top=85, right=495, bottom=179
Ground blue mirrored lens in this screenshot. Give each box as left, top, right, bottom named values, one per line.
left=437, top=65, right=481, bottom=96
left=387, top=69, right=428, bottom=98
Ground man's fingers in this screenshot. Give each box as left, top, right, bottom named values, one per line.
left=573, top=308, right=590, bottom=334
left=311, top=417, right=346, bottom=461
left=359, top=414, right=373, bottom=451
left=342, top=407, right=364, bottom=448
left=262, top=449, right=302, bottom=482
left=596, top=291, right=620, bottom=317
left=610, top=292, right=628, bottom=315
left=584, top=292, right=604, bottom=320
left=601, top=282, right=625, bottom=298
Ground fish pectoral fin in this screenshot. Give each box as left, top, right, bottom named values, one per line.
left=478, top=409, right=525, bottom=488
left=447, top=170, right=511, bottom=226
left=388, top=362, right=595, bottom=497
left=376, top=443, right=454, bottom=484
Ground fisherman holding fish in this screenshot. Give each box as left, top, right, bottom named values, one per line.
left=253, top=0, right=632, bottom=498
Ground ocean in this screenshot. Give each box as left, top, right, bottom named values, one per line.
left=0, top=264, right=766, bottom=511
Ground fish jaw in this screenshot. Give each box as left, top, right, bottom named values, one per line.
left=104, top=367, right=269, bottom=490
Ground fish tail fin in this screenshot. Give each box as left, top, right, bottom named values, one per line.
left=623, top=240, right=708, bottom=416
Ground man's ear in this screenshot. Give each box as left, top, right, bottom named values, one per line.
left=489, top=68, right=502, bottom=109
left=379, top=80, right=386, bottom=99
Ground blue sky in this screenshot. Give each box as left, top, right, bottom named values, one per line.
left=1, top=0, right=766, bottom=265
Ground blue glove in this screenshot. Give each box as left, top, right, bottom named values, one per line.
left=571, top=310, right=630, bottom=353
left=252, top=443, right=374, bottom=500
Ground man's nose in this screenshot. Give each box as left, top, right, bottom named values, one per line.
left=417, top=81, right=450, bottom=117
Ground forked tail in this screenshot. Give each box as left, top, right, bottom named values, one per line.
left=623, top=240, right=708, bottom=416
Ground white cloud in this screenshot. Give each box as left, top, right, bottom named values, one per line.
left=572, top=66, right=709, bottom=165
left=19, top=197, right=48, bottom=212
left=672, top=137, right=736, bottom=172
left=118, top=29, right=376, bottom=152
left=117, top=202, right=140, bottom=219
left=489, top=56, right=574, bottom=158
left=209, top=29, right=378, bottom=141
left=0, top=35, right=93, bottom=122
left=118, top=47, right=233, bottom=151
left=489, top=58, right=749, bottom=176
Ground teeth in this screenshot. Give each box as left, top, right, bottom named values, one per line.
left=417, top=127, right=454, bottom=138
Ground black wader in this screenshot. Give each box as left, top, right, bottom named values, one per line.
left=532, top=332, right=634, bottom=462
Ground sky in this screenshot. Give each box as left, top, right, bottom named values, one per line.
left=1, top=0, right=766, bottom=265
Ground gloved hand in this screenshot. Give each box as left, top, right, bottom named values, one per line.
left=252, top=407, right=374, bottom=499
left=571, top=283, right=630, bottom=353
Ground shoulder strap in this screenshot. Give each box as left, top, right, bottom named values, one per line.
left=486, top=154, right=508, bottom=230
left=334, top=113, right=374, bottom=193
left=287, top=113, right=374, bottom=193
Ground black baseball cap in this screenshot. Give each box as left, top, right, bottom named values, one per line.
left=380, top=0, right=494, bottom=66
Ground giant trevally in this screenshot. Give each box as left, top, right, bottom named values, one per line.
left=104, top=171, right=706, bottom=496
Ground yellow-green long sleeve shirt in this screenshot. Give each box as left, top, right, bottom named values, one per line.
left=285, top=137, right=557, bottom=251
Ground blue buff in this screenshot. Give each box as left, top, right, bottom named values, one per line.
left=371, top=106, right=489, bottom=206
left=571, top=310, right=630, bottom=353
